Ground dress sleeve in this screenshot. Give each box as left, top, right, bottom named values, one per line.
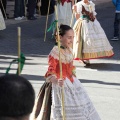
left=45, top=55, right=58, bottom=78
left=45, top=47, right=59, bottom=81
left=76, top=2, right=82, bottom=14
left=91, top=2, right=97, bottom=16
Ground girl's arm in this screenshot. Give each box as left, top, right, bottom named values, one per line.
left=73, top=5, right=80, bottom=20
left=49, top=76, right=64, bottom=87
left=45, top=55, right=58, bottom=83
left=75, top=13, right=80, bottom=20
left=45, top=55, right=64, bottom=87
left=71, top=0, right=75, bottom=6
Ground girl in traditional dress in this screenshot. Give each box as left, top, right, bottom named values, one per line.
left=32, top=24, right=101, bottom=120
left=0, top=8, right=6, bottom=30
left=57, top=0, right=74, bottom=25
left=73, top=0, right=114, bottom=65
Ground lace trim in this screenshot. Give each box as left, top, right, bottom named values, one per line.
left=51, top=105, right=99, bottom=120
left=49, top=46, right=73, bottom=64
left=51, top=78, right=101, bottom=120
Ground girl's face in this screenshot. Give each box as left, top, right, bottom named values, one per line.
left=83, top=0, right=89, bottom=3
left=60, top=29, right=74, bottom=48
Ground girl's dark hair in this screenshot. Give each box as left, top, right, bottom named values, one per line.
left=59, top=24, right=72, bottom=36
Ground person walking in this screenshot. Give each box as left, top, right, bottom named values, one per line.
left=27, top=0, right=37, bottom=20
left=14, top=0, right=25, bottom=20
left=32, top=24, right=101, bottom=120
left=73, top=0, right=114, bottom=65
left=111, top=0, right=120, bottom=41
left=57, top=0, right=74, bottom=26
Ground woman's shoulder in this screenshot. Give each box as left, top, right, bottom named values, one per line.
left=90, top=1, right=95, bottom=6
left=77, top=1, right=95, bottom=7
left=75, top=1, right=83, bottom=9
left=49, top=46, right=59, bottom=59
left=76, top=1, right=83, bottom=5
left=50, top=46, right=59, bottom=54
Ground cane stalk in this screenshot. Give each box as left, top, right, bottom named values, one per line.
left=18, top=27, right=21, bottom=75
left=54, top=3, right=66, bottom=120
left=44, top=0, right=51, bottom=41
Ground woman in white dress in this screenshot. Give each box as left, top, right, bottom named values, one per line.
left=0, top=8, right=6, bottom=30
left=73, top=0, right=114, bottom=65
left=57, top=0, right=74, bottom=26
left=32, top=25, right=101, bottom=120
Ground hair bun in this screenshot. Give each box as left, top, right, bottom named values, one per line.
left=59, top=24, right=64, bottom=29
left=54, top=24, right=72, bottom=37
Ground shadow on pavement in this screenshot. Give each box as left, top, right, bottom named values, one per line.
left=22, top=74, right=45, bottom=81
left=0, top=55, right=17, bottom=59
left=0, top=67, right=16, bottom=71
left=0, top=55, right=33, bottom=60
left=80, top=79, right=120, bottom=86
left=84, top=63, right=120, bottom=72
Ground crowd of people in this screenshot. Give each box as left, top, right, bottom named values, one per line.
left=0, top=0, right=35, bottom=20
left=0, top=0, right=55, bottom=20
left=0, top=0, right=56, bottom=30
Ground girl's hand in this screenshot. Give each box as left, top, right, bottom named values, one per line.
left=73, top=5, right=77, bottom=12
left=58, top=79, right=64, bottom=87
left=71, top=0, right=75, bottom=7
left=49, top=76, right=57, bottom=84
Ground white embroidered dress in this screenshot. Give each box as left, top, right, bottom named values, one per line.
left=73, top=1, right=114, bottom=60
left=57, top=2, right=72, bottom=26
left=46, top=46, right=101, bottom=120
left=0, top=9, right=6, bottom=30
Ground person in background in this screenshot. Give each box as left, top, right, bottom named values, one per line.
left=57, top=0, right=74, bottom=26
left=27, top=0, right=37, bottom=20
left=72, top=0, right=114, bottom=65
left=14, top=0, right=25, bottom=20
left=111, top=0, right=120, bottom=41
left=39, top=0, right=55, bottom=16
left=0, top=74, right=35, bottom=120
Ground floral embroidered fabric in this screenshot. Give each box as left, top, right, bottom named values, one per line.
left=51, top=78, right=101, bottom=120
left=45, top=46, right=75, bottom=82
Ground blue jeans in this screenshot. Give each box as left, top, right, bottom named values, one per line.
left=14, top=0, right=25, bottom=17
left=114, top=13, right=120, bottom=37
